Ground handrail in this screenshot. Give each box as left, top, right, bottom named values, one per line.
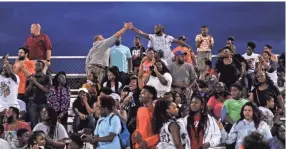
left=0, top=54, right=279, bottom=59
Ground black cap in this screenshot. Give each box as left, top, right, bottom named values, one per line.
left=178, top=35, right=187, bottom=41
left=228, top=36, right=235, bottom=41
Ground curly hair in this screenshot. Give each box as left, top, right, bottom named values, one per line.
left=152, top=100, right=174, bottom=134
left=187, top=95, right=209, bottom=143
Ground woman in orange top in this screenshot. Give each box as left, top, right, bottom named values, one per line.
left=132, top=85, right=159, bottom=149
left=138, top=48, right=155, bottom=89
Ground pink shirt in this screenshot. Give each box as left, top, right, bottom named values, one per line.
left=207, top=95, right=231, bottom=118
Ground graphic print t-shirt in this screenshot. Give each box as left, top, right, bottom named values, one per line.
left=0, top=75, right=19, bottom=111
left=130, top=46, right=145, bottom=67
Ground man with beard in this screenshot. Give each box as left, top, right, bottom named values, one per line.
left=3, top=107, right=31, bottom=147
left=130, top=37, right=146, bottom=75
left=0, top=55, right=20, bottom=113
left=13, top=47, right=35, bottom=105
left=169, top=51, right=196, bottom=100
left=130, top=24, right=193, bottom=64
left=25, top=60, right=50, bottom=129
left=109, top=38, right=133, bottom=86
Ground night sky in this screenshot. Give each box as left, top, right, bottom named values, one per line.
left=0, top=2, right=285, bottom=56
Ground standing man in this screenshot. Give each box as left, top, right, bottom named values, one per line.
left=25, top=60, right=50, bottom=129
left=130, top=24, right=193, bottom=63
left=110, top=38, right=133, bottom=86
left=0, top=55, right=20, bottom=113
left=226, top=36, right=236, bottom=54
left=173, top=35, right=197, bottom=65
left=85, top=22, right=133, bottom=84
left=264, top=44, right=278, bottom=62
left=13, top=47, right=35, bottom=104
left=130, top=36, right=146, bottom=75
left=242, top=42, right=259, bottom=92
left=24, top=23, right=52, bottom=74
left=195, top=25, right=214, bottom=75
left=169, top=51, right=197, bottom=100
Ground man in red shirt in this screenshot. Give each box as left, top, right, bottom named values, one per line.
left=24, top=23, right=52, bottom=74
left=3, top=107, right=31, bottom=133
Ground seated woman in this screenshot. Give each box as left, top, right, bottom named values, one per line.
left=33, top=107, right=69, bottom=149
left=103, top=66, right=123, bottom=94
left=207, top=82, right=231, bottom=120
left=217, top=102, right=272, bottom=149
left=145, top=60, right=172, bottom=99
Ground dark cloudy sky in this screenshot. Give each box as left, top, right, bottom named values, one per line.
left=0, top=2, right=285, bottom=56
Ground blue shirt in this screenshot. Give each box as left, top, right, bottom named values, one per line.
left=110, top=44, right=131, bottom=73
left=94, top=113, right=122, bottom=149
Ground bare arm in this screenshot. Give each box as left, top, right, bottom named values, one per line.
left=3, top=60, right=17, bottom=83
left=131, top=26, right=150, bottom=40
left=173, top=39, right=193, bottom=52
left=224, top=113, right=235, bottom=125
left=128, top=58, right=133, bottom=73
left=169, top=123, right=184, bottom=149
left=46, top=50, right=51, bottom=61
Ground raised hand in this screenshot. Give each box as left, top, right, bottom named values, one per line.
left=124, top=22, right=133, bottom=29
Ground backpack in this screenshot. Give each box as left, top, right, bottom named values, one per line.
left=98, top=114, right=131, bottom=148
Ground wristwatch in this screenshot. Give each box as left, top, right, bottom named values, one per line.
left=91, top=137, right=97, bottom=143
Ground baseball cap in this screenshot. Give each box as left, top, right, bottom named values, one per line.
left=174, top=50, right=187, bottom=56
left=178, top=35, right=187, bottom=41
left=78, top=88, right=89, bottom=93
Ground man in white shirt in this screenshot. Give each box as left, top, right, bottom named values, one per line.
left=0, top=55, right=20, bottom=113
left=195, top=25, right=214, bottom=75
left=242, top=42, right=259, bottom=91
left=0, top=125, right=10, bottom=149
left=130, top=24, right=193, bottom=64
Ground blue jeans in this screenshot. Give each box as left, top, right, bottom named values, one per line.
left=28, top=103, right=48, bottom=129
left=72, top=115, right=96, bottom=133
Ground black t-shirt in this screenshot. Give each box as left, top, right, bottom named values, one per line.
left=26, top=74, right=50, bottom=104
left=215, top=58, right=242, bottom=88
left=72, top=98, right=96, bottom=129
left=126, top=89, right=142, bottom=134
left=130, top=45, right=145, bottom=67
left=251, top=84, right=280, bottom=108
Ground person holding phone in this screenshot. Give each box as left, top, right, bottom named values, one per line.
left=0, top=54, right=20, bottom=113
left=145, top=59, right=172, bottom=99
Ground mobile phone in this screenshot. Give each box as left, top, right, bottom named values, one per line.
left=128, top=92, right=133, bottom=97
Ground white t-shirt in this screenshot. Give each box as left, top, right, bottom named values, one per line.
left=0, top=75, right=20, bottom=112
left=33, top=122, right=69, bottom=141
left=147, top=34, right=174, bottom=60
left=242, top=53, right=260, bottom=73
left=103, top=82, right=122, bottom=92
left=156, top=120, right=190, bottom=149
left=265, top=62, right=278, bottom=85
left=147, top=73, right=172, bottom=98
left=0, top=139, right=10, bottom=149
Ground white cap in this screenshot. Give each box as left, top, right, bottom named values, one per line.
left=110, top=93, right=121, bottom=102
left=78, top=88, right=89, bottom=93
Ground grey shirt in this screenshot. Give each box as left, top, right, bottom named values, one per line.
left=85, top=36, right=118, bottom=70
left=169, top=62, right=196, bottom=88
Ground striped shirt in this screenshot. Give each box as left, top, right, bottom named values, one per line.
left=195, top=34, right=214, bottom=52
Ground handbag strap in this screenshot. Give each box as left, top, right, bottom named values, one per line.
left=255, top=89, right=261, bottom=105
